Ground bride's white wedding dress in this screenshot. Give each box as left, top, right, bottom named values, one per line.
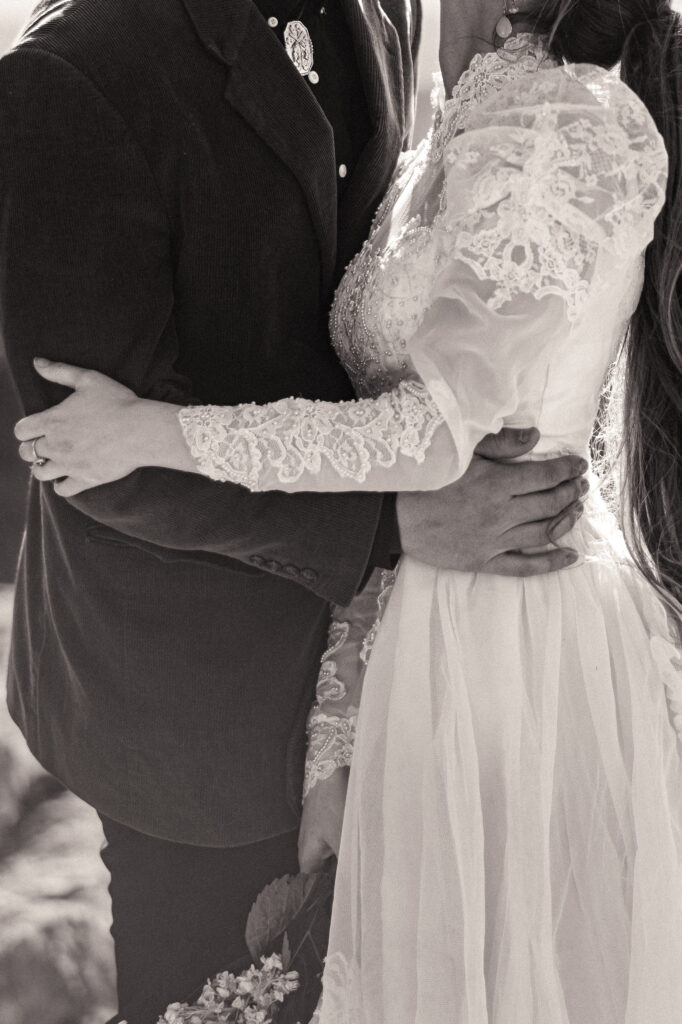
left=180, top=37, right=682, bottom=1023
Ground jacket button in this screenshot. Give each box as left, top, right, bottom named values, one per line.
left=301, top=568, right=318, bottom=581
left=251, top=555, right=265, bottom=567
left=265, top=559, right=281, bottom=572
left=282, top=564, right=300, bottom=577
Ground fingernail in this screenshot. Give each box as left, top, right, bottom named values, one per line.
left=33, top=357, right=49, bottom=368
left=518, top=430, right=530, bottom=443
left=575, top=501, right=585, bottom=519
left=577, top=458, right=589, bottom=474
left=564, top=551, right=579, bottom=566
left=579, top=478, right=590, bottom=496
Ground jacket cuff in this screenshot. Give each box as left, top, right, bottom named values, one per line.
left=359, top=492, right=401, bottom=590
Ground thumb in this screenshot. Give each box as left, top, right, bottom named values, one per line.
left=298, top=832, right=333, bottom=875
left=475, top=426, right=540, bottom=461
left=33, top=358, right=99, bottom=391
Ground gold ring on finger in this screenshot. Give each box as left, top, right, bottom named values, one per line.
left=31, top=437, right=48, bottom=468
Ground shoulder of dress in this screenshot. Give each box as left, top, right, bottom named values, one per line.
left=438, top=61, right=667, bottom=259
left=469, top=62, right=665, bottom=152
left=452, top=61, right=667, bottom=205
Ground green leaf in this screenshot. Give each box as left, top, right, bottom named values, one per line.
left=245, top=873, right=317, bottom=961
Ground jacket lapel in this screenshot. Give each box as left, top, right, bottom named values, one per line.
left=179, top=0, right=407, bottom=291
left=181, top=0, right=338, bottom=293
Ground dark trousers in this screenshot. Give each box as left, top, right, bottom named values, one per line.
left=99, top=814, right=300, bottom=1024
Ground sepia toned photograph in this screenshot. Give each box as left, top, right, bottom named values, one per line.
left=0, top=1, right=681, bottom=1022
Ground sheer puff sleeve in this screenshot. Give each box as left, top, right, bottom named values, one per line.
left=179, top=65, right=667, bottom=494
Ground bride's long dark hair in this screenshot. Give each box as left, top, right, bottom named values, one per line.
left=534, top=0, right=682, bottom=610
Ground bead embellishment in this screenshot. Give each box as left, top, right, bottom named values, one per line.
left=178, top=380, right=444, bottom=490
left=303, top=710, right=357, bottom=799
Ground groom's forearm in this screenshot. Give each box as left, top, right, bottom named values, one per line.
left=0, top=46, right=384, bottom=606
left=71, top=471, right=385, bottom=605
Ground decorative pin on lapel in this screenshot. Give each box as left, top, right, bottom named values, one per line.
left=283, top=20, right=315, bottom=77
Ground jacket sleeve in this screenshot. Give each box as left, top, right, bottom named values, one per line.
left=0, top=45, right=385, bottom=605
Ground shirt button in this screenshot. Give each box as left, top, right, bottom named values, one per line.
left=308, top=70, right=320, bottom=85
left=267, top=16, right=278, bottom=27
left=338, top=164, right=348, bottom=179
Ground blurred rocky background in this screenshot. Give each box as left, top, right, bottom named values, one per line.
left=0, top=584, right=116, bottom=1024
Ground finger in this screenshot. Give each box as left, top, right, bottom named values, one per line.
left=298, top=834, right=333, bottom=875
left=15, top=414, right=52, bottom=442
left=474, top=426, right=540, bottom=460
left=31, top=460, right=64, bottom=482
left=32, top=357, right=101, bottom=391
left=483, top=547, right=580, bottom=577
left=504, top=455, right=589, bottom=496
left=17, top=440, right=43, bottom=463
left=514, top=476, right=589, bottom=523
left=53, top=477, right=88, bottom=498
left=501, top=502, right=584, bottom=550
left=547, top=501, right=585, bottom=543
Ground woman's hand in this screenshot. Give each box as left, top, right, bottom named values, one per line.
left=15, top=359, right=186, bottom=496
left=298, top=766, right=349, bottom=874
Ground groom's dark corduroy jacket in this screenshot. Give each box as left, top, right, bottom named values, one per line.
left=0, top=0, right=420, bottom=845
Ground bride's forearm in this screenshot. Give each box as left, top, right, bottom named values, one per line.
left=136, top=399, right=198, bottom=474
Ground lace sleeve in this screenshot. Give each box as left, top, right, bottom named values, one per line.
left=404, top=64, right=668, bottom=453
left=178, top=379, right=453, bottom=493
left=303, top=569, right=396, bottom=799
left=179, top=66, right=667, bottom=498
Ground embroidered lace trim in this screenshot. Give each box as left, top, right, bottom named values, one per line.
left=179, top=380, right=443, bottom=490
left=360, top=568, right=397, bottom=665
left=316, top=619, right=351, bottom=703
left=303, top=709, right=357, bottom=801
left=429, top=34, right=556, bottom=162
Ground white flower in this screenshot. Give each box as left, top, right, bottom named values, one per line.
left=244, top=1009, right=268, bottom=1024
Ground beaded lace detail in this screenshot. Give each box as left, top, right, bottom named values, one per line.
left=302, top=568, right=394, bottom=797
left=359, top=569, right=397, bottom=665
left=303, top=710, right=357, bottom=800
left=179, top=380, right=443, bottom=489
left=316, top=620, right=352, bottom=703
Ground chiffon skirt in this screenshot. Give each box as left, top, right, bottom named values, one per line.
left=318, top=508, right=682, bottom=1024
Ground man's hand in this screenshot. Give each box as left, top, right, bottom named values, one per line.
left=298, top=766, right=349, bottom=874
left=396, top=427, right=589, bottom=576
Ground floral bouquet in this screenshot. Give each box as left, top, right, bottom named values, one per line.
left=158, top=867, right=335, bottom=1024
